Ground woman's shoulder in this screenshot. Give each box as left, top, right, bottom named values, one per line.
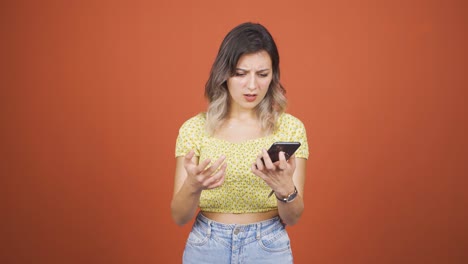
left=277, top=112, right=309, bottom=159
left=278, top=112, right=305, bottom=127
left=179, top=112, right=206, bottom=129
left=176, top=113, right=206, bottom=157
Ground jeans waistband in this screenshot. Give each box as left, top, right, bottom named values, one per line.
left=197, top=212, right=282, bottom=232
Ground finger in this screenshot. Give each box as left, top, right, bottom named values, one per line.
left=206, top=163, right=227, bottom=188
left=208, top=174, right=226, bottom=189
left=278, top=151, right=288, bottom=170
left=203, top=155, right=226, bottom=175
left=208, top=173, right=225, bottom=189
left=251, top=163, right=268, bottom=181
left=255, top=153, right=265, bottom=170
left=262, top=148, right=275, bottom=170
left=251, top=162, right=259, bottom=174
left=196, top=158, right=212, bottom=173
left=184, top=150, right=198, bottom=172
left=184, top=150, right=195, bottom=164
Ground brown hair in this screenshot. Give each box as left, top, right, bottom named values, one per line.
left=204, top=22, right=287, bottom=135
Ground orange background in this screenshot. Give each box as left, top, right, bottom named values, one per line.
left=2, top=0, right=467, bottom=263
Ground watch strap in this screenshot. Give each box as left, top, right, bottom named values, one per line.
left=275, top=186, right=298, bottom=203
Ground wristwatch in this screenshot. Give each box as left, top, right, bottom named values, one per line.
left=275, top=186, right=298, bottom=203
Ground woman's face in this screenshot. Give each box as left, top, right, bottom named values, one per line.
left=227, top=50, right=273, bottom=113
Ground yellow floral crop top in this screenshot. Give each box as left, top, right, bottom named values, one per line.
left=175, top=113, right=309, bottom=213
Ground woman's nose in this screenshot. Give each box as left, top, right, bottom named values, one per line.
left=247, top=74, right=257, bottom=90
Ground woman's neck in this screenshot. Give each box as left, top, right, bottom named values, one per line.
left=226, top=108, right=257, bottom=122
left=214, top=110, right=265, bottom=142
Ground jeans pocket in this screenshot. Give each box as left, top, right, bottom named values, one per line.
left=258, top=228, right=291, bottom=253
left=186, top=223, right=210, bottom=247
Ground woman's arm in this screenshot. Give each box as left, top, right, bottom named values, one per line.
left=252, top=150, right=307, bottom=226
left=275, top=158, right=306, bottom=226
left=170, top=151, right=227, bottom=226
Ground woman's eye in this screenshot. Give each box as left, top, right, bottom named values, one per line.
left=258, top=73, right=269, bottom=77
left=235, top=72, right=246, bottom=77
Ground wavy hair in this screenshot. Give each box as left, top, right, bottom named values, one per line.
left=204, top=22, right=287, bottom=135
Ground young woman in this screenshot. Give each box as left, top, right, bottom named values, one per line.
left=171, top=22, right=309, bottom=264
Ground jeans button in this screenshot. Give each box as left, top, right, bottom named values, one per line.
left=233, top=228, right=240, bottom=235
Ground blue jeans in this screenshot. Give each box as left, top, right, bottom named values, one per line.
left=183, top=212, right=294, bottom=264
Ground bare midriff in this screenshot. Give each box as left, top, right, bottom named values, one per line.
left=201, top=210, right=279, bottom=224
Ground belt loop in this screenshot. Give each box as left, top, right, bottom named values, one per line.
left=207, top=220, right=212, bottom=237
left=256, top=223, right=261, bottom=240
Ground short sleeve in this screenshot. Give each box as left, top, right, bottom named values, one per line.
left=292, top=119, right=309, bottom=159
left=175, top=114, right=206, bottom=157
left=277, top=114, right=309, bottom=159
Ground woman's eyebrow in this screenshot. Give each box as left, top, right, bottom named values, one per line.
left=235, top=68, right=271, bottom=72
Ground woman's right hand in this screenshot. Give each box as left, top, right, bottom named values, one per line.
left=183, top=150, right=227, bottom=193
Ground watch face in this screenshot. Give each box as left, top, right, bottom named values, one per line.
left=277, top=187, right=298, bottom=203
left=287, top=190, right=297, bottom=202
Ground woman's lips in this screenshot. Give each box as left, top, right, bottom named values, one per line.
left=244, top=94, right=257, bottom=102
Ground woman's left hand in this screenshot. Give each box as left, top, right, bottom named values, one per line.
left=251, top=149, right=296, bottom=197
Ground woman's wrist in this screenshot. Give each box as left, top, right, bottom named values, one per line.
left=274, top=184, right=296, bottom=198
left=183, top=180, right=203, bottom=195
left=275, top=186, right=298, bottom=203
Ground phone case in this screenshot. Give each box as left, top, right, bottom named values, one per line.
left=265, top=142, right=301, bottom=163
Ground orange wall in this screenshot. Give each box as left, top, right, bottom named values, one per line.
left=2, top=0, right=467, bottom=263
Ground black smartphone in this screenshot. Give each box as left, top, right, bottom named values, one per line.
left=263, top=142, right=301, bottom=163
